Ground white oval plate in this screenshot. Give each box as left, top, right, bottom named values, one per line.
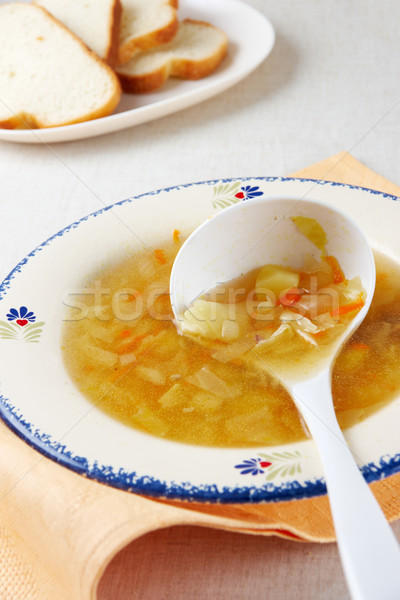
left=0, top=0, right=275, bottom=144
left=1, top=177, right=400, bottom=502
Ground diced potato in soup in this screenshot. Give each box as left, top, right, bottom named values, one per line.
left=255, top=264, right=300, bottom=299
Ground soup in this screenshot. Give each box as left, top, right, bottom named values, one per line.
left=181, top=252, right=365, bottom=380
left=62, top=234, right=400, bottom=447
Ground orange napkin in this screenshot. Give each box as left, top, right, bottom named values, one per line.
left=1, top=152, right=400, bottom=600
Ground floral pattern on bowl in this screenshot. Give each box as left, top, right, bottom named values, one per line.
left=0, top=306, right=44, bottom=343
left=235, top=451, right=303, bottom=481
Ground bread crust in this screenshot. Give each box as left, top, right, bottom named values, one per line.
left=0, top=3, right=121, bottom=129
left=0, top=113, right=39, bottom=130
left=117, top=19, right=228, bottom=94
left=105, top=0, right=122, bottom=67
left=0, top=79, right=121, bottom=129
left=117, top=0, right=178, bottom=65
left=118, top=65, right=170, bottom=94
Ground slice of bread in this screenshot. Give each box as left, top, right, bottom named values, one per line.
left=0, top=3, right=121, bottom=129
left=116, top=19, right=228, bottom=94
left=118, top=0, right=178, bottom=65
left=34, top=0, right=122, bottom=66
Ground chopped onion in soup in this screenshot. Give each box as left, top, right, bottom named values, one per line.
left=182, top=257, right=366, bottom=358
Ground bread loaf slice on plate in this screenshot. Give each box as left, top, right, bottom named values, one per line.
left=116, top=19, right=228, bottom=93
left=34, top=0, right=122, bottom=66
left=118, top=0, right=178, bottom=65
left=0, top=3, right=121, bottom=130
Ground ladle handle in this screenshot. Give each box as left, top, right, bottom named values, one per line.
left=293, top=373, right=400, bottom=600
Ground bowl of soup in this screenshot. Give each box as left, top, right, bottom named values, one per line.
left=0, top=177, right=399, bottom=502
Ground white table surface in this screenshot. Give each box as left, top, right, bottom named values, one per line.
left=1, top=1, right=400, bottom=598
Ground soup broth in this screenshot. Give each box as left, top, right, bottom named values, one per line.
left=62, top=237, right=400, bottom=447
left=181, top=251, right=365, bottom=381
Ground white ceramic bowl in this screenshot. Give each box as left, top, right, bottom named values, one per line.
left=0, top=177, right=399, bottom=502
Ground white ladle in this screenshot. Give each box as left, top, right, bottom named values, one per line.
left=170, top=196, right=400, bottom=600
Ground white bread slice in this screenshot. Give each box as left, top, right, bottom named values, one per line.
left=34, top=0, right=122, bottom=66
left=116, top=19, right=228, bottom=94
left=0, top=3, right=121, bottom=129
left=118, top=0, right=178, bottom=65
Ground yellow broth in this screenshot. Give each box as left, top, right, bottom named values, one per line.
left=62, top=239, right=400, bottom=447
